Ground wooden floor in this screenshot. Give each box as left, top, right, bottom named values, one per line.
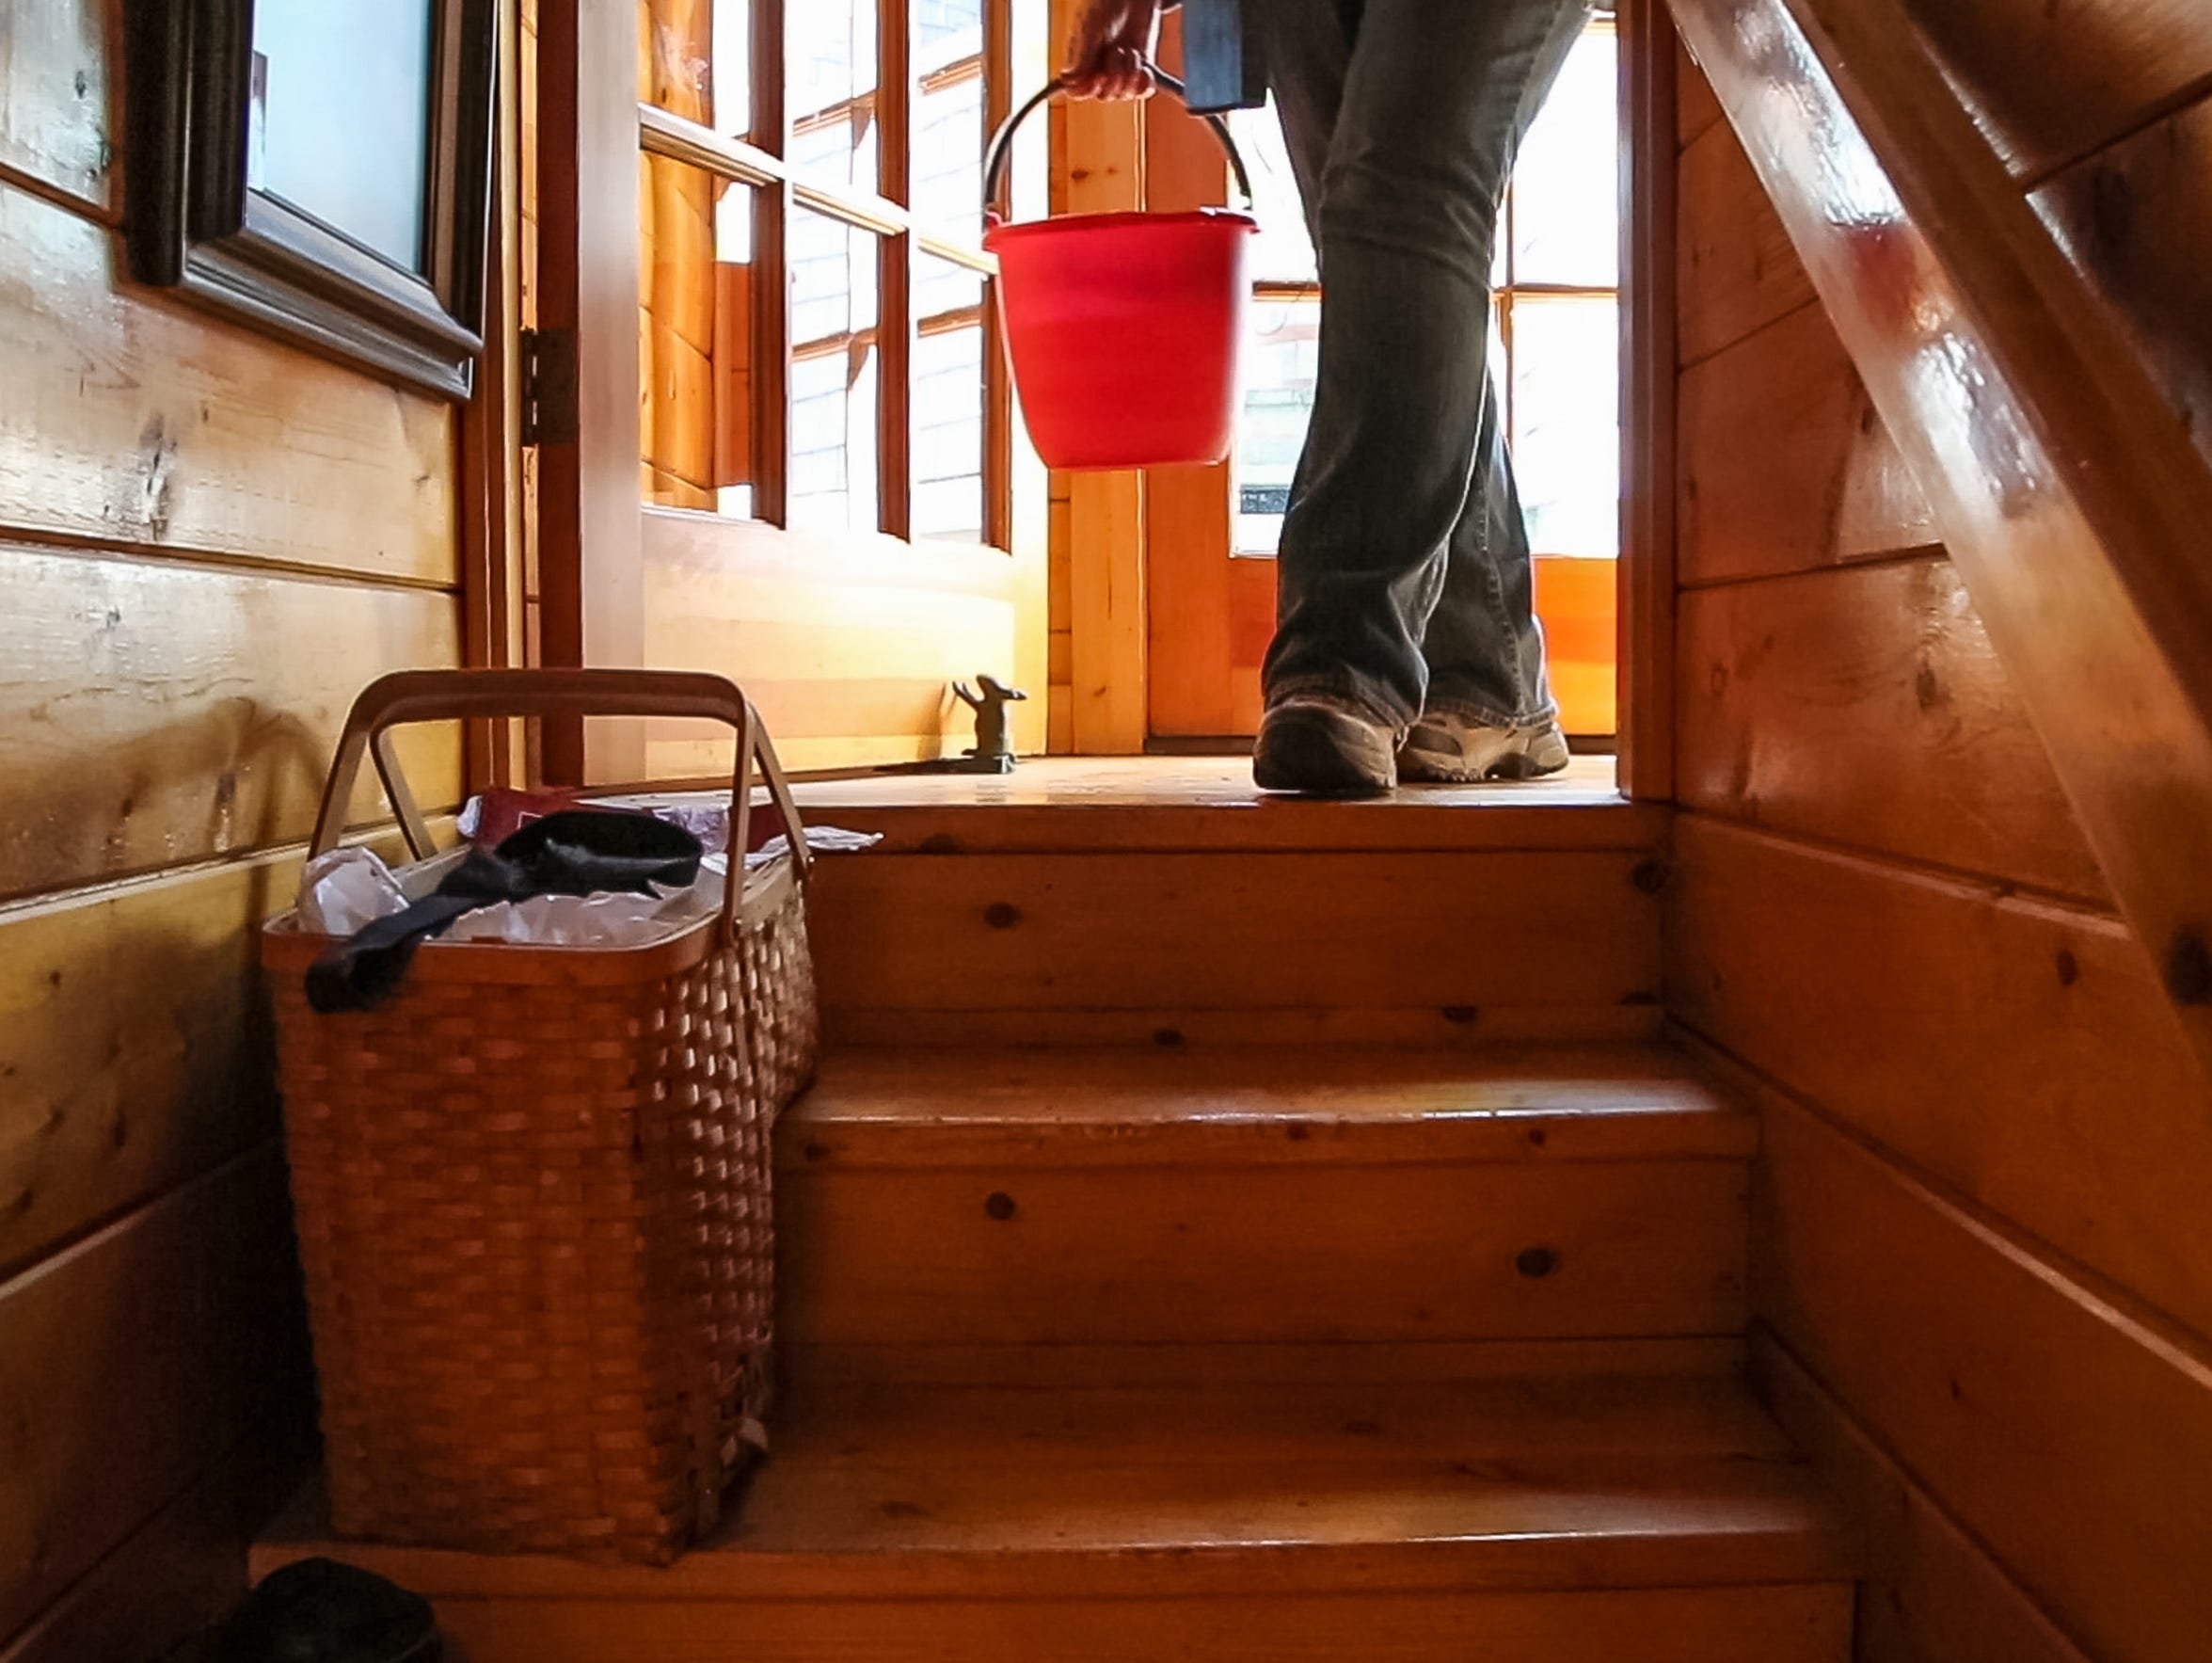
left=246, top=997, right=1851, bottom=1660
left=775, top=1045, right=1753, bottom=1357
left=255, top=1352, right=1853, bottom=1659
left=253, top=1373, right=1848, bottom=1600
left=793, top=754, right=1624, bottom=809
left=769, top=755, right=1652, bottom=855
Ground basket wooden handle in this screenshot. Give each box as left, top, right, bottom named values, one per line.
left=310, top=669, right=813, bottom=929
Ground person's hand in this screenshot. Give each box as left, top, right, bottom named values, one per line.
left=1062, top=0, right=1164, bottom=100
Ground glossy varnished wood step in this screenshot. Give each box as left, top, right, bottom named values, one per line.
left=254, top=1376, right=1852, bottom=1663
left=784, top=755, right=1661, bottom=854
left=776, top=1047, right=1752, bottom=1352
left=757, top=758, right=1668, bottom=1047
left=783, top=1045, right=1755, bottom=1165
left=806, top=848, right=1663, bottom=1047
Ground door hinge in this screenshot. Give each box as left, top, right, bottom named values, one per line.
left=518, top=327, right=578, bottom=448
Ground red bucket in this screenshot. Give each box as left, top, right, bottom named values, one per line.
left=982, top=74, right=1259, bottom=472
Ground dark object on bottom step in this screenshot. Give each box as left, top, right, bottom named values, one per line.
left=197, top=1559, right=440, bottom=1663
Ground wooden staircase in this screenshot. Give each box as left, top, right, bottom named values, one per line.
left=254, top=767, right=1855, bottom=1660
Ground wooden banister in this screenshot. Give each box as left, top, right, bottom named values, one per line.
left=1671, top=0, right=2212, bottom=1083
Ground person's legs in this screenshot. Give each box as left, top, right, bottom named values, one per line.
left=1246, top=0, right=1389, bottom=793
left=1256, top=0, right=1591, bottom=782
left=1399, top=8, right=1586, bottom=781
left=1251, top=0, right=1356, bottom=245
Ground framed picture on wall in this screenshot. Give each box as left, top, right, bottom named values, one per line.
left=127, top=0, right=497, bottom=400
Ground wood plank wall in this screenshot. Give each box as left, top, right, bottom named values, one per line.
left=1666, top=22, right=2212, bottom=1663
left=0, top=4, right=467, bottom=1656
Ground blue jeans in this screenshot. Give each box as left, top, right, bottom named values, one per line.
left=1256, top=0, right=1591, bottom=730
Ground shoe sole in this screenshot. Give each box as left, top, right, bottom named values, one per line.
left=1399, top=730, right=1572, bottom=785
left=1253, top=715, right=1396, bottom=797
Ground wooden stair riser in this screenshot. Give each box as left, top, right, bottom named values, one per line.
left=806, top=850, right=1664, bottom=1045
left=409, top=1584, right=1852, bottom=1663
left=778, top=1156, right=1747, bottom=1348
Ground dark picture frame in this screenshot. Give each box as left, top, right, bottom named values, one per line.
left=127, top=0, right=497, bottom=400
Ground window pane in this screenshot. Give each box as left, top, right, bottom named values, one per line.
left=641, top=0, right=751, bottom=136
left=641, top=160, right=758, bottom=518
left=788, top=211, right=882, bottom=533
left=915, top=40, right=986, bottom=239
left=788, top=0, right=879, bottom=191
left=913, top=0, right=985, bottom=241
left=249, top=0, right=433, bottom=272
left=913, top=256, right=986, bottom=542
left=1508, top=295, right=1618, bottom=557
left=915, top=246, right=984, bottom=321
left=1509, top=27, right=1617, bottom=287
left=1233, top=296, right=1320, bottom=553
left=1226, top=101, right=1315, bottom=284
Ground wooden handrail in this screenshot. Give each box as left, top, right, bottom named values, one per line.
left=1671, top=0, right=2212, bottom=1082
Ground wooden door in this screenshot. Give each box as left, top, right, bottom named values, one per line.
left=1142, top=13, right=1626, bottom=744
left=529, top=0, right=1049, bottom=784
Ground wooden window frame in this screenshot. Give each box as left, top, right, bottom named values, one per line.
left=125, top=0, right=498, bottom=400
left=635, top=0, right=1010, bottom=547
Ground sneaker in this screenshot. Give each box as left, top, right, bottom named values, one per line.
left=1399, top=712, right=1571, bottom=783
left=1252, top=698, right=1399, bottom=796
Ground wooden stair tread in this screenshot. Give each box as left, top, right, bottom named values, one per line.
left=783, top=1045, right=1754, bottom=1167
left=765, top=756, right=1667, bottom=854
left=254, top=1378, right=1848, bottom=1600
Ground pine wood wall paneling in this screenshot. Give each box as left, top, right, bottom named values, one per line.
left=637, top=507, right=1041, bottom=775
left=1675, top=557, right=2109, bottom=903
left=1674, top=120, right=1817, bottom=369
left=1675, top=36, right=1723, bottom=151
left=1900, top=0, right=2212, bottom=184
left=1140, top=12, right=1240, bottom=742
left=1666, top=22, right=2212, bottom=1663
left=1048, top=485, right=1074, bottom=749
left=0, top=1469, right=246, bottom=1663
left=2032, top=92, right=2212, bottom=480
left=1746, top=1076, right=2212, bottom=1663
left=1666, top=815, right=2212, bottom=1347
left=1068, top=468, right=1149, bottom=752
left=0, top=189, right=458, bottom=586
left=1751, top=1333, right=2095, bottom=1663
left=1678, top=0, right=2212, bottom=1089
left=1676, top=303, right=1937, bottom=586
left=0, top=0, right=113, bottom=219
left=0, top=4, right=472, bottom=1652
left=0, top=1150, right=311, bottom=1645
left=1061, top=80, right=1149, bottom=753
left=0, top=544, right=464, bottom=903
left=0, top=820, right=440, bottom=1308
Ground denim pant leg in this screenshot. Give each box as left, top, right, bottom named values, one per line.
left=1257, top=0, right=1593, bottom=730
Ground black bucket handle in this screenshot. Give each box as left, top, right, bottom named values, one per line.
left=982, top=67, right=1256, bottom=219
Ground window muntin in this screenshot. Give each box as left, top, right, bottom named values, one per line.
left=634, top=0, right=1016, bottom=546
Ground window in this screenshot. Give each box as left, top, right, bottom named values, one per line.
left=633, top=0, right=1022, bottom=545
left=1226, top=20, right=1620, bottom=562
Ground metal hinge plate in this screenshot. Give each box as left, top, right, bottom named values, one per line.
left=518, top=327, right=578, bottom=447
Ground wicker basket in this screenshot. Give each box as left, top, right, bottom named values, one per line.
left=263, top=670, right=820, bottom=1563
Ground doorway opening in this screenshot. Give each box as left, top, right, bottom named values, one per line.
left=1143, top=10, right=1625, bottom=751
left=517, top=2, right=1666, bottom=795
